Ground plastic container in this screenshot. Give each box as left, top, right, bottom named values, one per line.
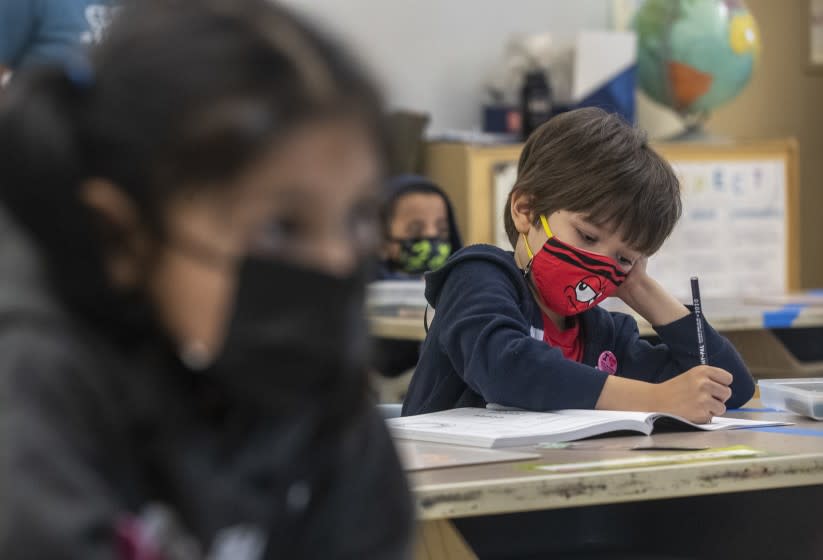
left=759, top=378, right=823, bottom=421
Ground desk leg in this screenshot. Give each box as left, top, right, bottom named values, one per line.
left=415, top=519, right=477, bottom=560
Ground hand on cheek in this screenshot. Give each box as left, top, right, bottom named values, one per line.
left=614, top=256, right=690, bottom=326
left=615, top=256, right=649, bottom=302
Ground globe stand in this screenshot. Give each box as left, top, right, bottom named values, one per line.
left=664, top=111, right=732, bottom=144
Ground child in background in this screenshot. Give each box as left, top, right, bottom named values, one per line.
left=0, top=0, right=412, bottom=557
left=403, top=107, right=754, bottom=422
left=372, top=175, right=462, bottom=382
left=378, top=174, right=462, bottom=279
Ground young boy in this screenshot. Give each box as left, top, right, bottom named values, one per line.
left=373, top=174, right=462, bottom=380
left=402, top=107, right=755, bottom=423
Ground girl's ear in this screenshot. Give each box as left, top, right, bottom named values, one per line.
left=510, top=189, right=535, bottom=234
left=80, top=178, right=152, bottom=288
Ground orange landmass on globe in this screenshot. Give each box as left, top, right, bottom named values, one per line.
left=667, top=60, right=713, bottom=111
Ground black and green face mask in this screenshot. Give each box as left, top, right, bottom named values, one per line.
left=390, top=237, right=452, bottom=275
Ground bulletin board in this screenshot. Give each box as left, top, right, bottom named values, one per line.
left=426, top=138, right=799, bottom=299
left=650, top=139, right=799, bottom=300
left=493, top=140, right=799, bottom=300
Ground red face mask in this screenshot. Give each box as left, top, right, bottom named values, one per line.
left=524, top=216, right=628, bottom=316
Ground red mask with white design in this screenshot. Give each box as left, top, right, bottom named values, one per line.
left=523, top=215, right=628, bottom=316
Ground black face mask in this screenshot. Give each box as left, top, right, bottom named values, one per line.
left=388, top=237, right=452, bottom=275
left=196, top=257, right=372, bottom=415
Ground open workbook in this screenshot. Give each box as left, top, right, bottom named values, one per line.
left=386, top=408, right=790, bottom=448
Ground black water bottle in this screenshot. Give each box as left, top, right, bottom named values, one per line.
left=520, top=70, right=553, bottom=140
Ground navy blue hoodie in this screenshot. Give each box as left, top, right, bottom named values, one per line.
left=402, top=245, right=755, bottom=416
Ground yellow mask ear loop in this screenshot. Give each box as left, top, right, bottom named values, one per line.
left=540, top=215, right=554, bottom=238
left=522, top=233, right=534, bottom=259
left=522, top=216, right=553, bottom=260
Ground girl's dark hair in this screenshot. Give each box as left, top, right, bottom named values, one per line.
left=503, top=107, right=681, bottom=254
left=0, top=0, right=384, bottom=334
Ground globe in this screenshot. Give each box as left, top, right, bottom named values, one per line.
left=633, top=0, right=760, bottom=121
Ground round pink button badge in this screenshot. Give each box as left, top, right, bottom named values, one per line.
left=597, top=351, right=618, bottom=375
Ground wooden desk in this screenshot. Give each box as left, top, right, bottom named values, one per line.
left=408, top=406, right=823, bottom=559
left=600, top=297, right=823, bottom=338
left=369, top=314, right=427, bottom=341
left=410, top=408, right=823, bottom=520
left=370, top=298, right=823, bottom=341
left=370, top=298, right=823, bottom=378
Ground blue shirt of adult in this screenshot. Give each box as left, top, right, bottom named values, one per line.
left=0, top=0, right=116, bottom=70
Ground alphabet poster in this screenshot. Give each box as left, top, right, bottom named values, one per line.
left=647, top=159, right=787, bottom=300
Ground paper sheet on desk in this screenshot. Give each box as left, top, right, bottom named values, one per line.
left=393, top=440, right=539, bottom=471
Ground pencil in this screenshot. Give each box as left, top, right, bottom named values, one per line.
left=690, top=276, right=708, bottom=366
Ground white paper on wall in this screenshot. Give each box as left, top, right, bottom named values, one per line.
left=493, top=161, right=519, bottom=250
left=646, top=159, right=787, bottom=300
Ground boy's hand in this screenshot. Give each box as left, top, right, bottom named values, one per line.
left=614, top=258, right=690, bottom=327
left=651, top=366, right=733, bottom=424
left=614, top=257, right=650, bottom=302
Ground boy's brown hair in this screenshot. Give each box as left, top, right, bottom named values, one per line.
left=504, top=107, right=681, bottom=255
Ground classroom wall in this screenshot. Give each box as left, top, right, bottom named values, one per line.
left=703, top=0, right=823, bottom=289
left=279, top=0, right=614, bottom=133
left=284, top=0, right=823, bottom=287
left=637, top=0, right=823, bottom=289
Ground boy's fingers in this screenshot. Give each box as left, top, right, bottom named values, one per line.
left=708, top=398, right=726, bottom=418
left=706, top=367, right=733, bottom=386
left=707, top=381, right=733, bottom=403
